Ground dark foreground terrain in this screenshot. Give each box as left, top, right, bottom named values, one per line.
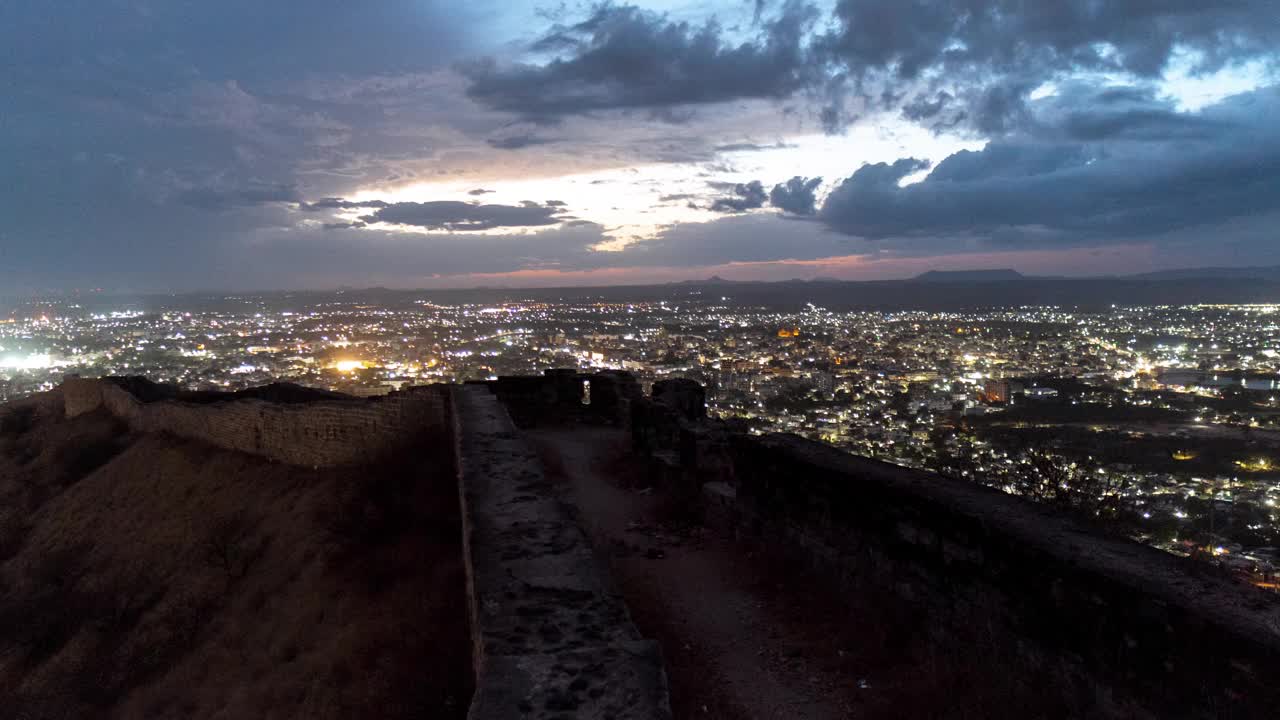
left=0, top=395, right=471, bottom=719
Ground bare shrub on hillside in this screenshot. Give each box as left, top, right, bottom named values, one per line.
left=203, top=511, right=260, bottom=587
left=1011, top=452, right=1136, bottom=520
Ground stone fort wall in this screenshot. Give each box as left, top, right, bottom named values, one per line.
left=508, top=372, right=1280, bottom=719
left=61, top=376, right=449, bottom=467
left=718, top=433, right=1280, bottom=718
left=453, top=385, right=670, bottom=719
left=475, top=369, right=642, bottom=428
left=43, top=371, right=1280, bottom=717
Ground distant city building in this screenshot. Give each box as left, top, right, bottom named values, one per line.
left=983, top=379, right=1011, bottom=404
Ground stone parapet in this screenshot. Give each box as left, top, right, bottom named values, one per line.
left=453, top=385, right=670, bottom=720
left=57, top=377, right=448, bottom=467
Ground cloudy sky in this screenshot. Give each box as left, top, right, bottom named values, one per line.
left=3, top=1, right=1279, bottom=292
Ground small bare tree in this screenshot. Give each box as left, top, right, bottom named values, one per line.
left=203, top=511, right=257, bottom=587
left=1013, top=453, right=1134, bottom=519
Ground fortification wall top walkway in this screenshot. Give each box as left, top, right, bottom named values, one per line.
left=452, top=385, right=671, bottom=720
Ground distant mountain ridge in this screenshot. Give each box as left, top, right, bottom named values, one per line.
left=913, top=269, right=1026, bottom=283
left=14, top=265, right=1280, bottom=314
left=1128, top=265, right=1280, bottom=282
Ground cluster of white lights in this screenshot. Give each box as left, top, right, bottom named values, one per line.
left=0, top=353, right=57, bottom=370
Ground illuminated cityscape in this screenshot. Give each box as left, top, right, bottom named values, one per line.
left=6, top=0, right=1280, bottom=714
left=4, top=292, right=1278, bottom=590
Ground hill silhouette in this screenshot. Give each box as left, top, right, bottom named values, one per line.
left=912, top=268, right=1026, bottom=282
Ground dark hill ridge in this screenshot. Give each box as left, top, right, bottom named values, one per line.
left=10, top=264, right=1280, bottom=315
left=912, top=268, right=1026, bottom=282
left=157, top=272, right=1280, bottom=311
left=0, top=386, right=471, bottom=719
left=1130, top=265, right=1280, bottom=282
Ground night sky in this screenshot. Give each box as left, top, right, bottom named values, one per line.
left=4, top=1, right=1279, bottom=292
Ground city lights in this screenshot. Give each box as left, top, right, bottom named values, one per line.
left=1, top=296, right=1277, bottom=591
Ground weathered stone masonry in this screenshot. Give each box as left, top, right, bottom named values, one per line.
left=46, top=370, right=1279, bottom=718
left=505, top=371, right=1280, bottom=719
left=54, top=374, right=674, bottom=717
left=453, top=385, right=671, bottom=720
left=478, top=368, right=1280, bottom=717
left=61, top=376, right=449, bottom=467
left=723, top=434, right=1280, bottom=718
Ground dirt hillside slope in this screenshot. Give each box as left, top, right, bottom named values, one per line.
left=0, top=393, right=471, bottom=719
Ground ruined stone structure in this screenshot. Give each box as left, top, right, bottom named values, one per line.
left=61, top=376, right=449, bottom=467
left=35, top=371, right=1280, bottom=718
left=723, top=434, right=1280, bottom=717
left=453, top=386, right=670, bottom=719
left=477, top=370, right=642, bottom=428
left=489, top=370, right=1280, bottom=719
left=47, top=374, right=673, bottom=719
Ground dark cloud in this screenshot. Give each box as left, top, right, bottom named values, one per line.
left=5, top=0, right=1280, bottom=291
left=360, top=201, right=568, bottom=231
left=769, top=176, right=822, bottom=215
left=0, top=0, right=504, bottom=291
left=486, top=134, right=560, bottom=150
left=463, top=0, right=1280, bottom=138
left=178, top=184, right=300, bottom=211
left=819, top=86, right=1280, bottom=243
left=753, top=0, right=769, bottom=24
left=467, top=189, right=495, bottom=196
left=546, top=200, right=568, bottom=207
left=299, top=197, right=389, bottom=212
left=713, top=141, right=796, bottom=153
left=901, top=92, right=954, bottom=123
left=823, top=0, right=1276, bottom=81
left=818, top=158, right=931, bottom=236
left=1029, top=84, right=1231, bottom=141
left=461, top=2, right=819, bottom=121
left=819, top=0, right=1280, bottom=133
left=711, top=180, right=768, bottom=212
left=659, top=193, right=696, bottom=202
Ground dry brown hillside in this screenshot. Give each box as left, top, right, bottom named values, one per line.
left=0, top=392, right=471, bottom=719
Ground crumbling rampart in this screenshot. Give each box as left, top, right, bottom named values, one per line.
left=60, top=376, right=448, bottom=467
left=452, top=384, right=671, bottom=719
left=42, top=370, right=1280, bottom=718
left=500, top=370, right=1280, bottom=719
